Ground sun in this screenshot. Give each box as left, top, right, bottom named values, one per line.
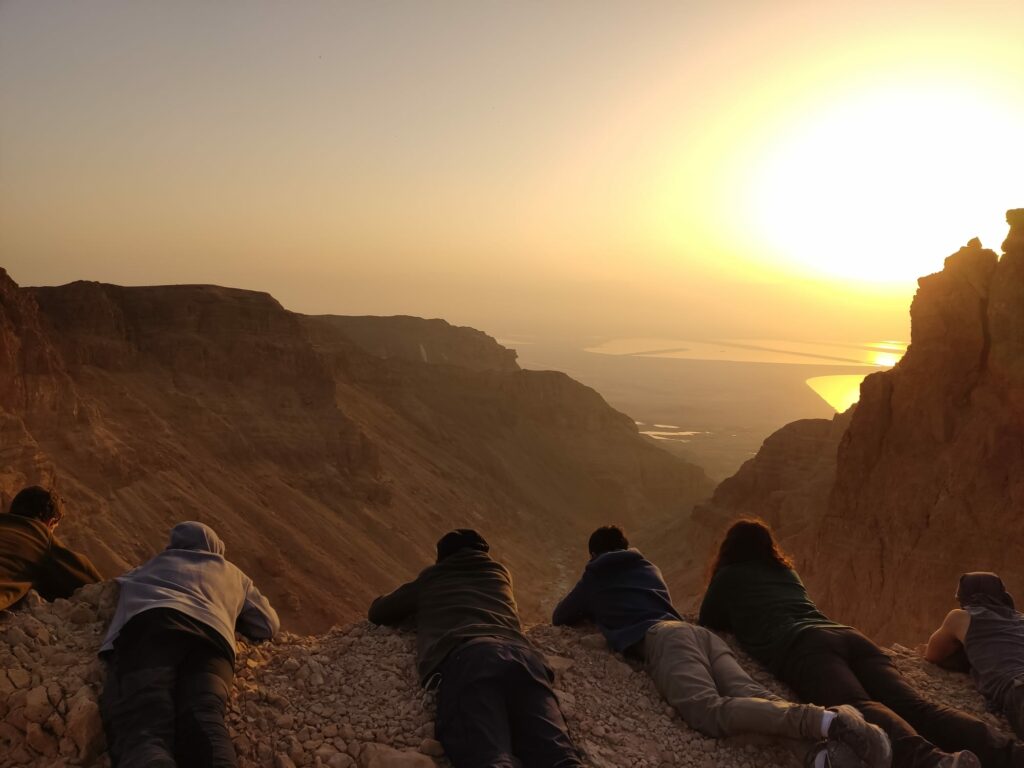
left=742, top=81, right=1024, bottom=284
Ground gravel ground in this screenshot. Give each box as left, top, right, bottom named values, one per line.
left=0, top=585, right=1015, bottom=768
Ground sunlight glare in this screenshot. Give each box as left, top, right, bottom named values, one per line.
left=745, top=82, right=1024, bottom=283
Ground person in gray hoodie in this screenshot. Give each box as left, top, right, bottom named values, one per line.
left=100, top=521, right=279, bottom=768
left=553, top=525, right=891, bottom=768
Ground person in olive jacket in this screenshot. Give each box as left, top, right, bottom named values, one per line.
left=368, top=529, right=582, bottom=768
left=0, top=485, right=102, bottom=611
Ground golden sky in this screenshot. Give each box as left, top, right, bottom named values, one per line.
left=2, top=1, right=1022, bottom=340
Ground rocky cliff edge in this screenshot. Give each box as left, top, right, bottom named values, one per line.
left=1, top=585, right=1014, bottom=768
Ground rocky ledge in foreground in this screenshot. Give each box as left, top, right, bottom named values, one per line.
left=0, top=585, right=1014, bottom=768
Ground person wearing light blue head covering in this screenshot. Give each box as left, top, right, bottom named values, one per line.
left=100, top=521, right=279, bottom=768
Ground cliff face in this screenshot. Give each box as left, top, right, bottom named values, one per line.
left=308, top=315, right=520, bottom=372
left=687, top=210, right=1024, bottom=644
left=812, top=212, right=1024, bottom=642
left=1, top=275, right=713, bottom=633
left=655, top=412, right=850, bottom=610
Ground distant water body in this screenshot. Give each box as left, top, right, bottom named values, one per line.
left=586, top=338, right=908, bottom=412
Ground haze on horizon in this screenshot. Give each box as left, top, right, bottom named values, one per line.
left=2, top=0, right=1023, bottom=343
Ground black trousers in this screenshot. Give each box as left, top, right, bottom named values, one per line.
left=101, top=626, right=236, bottom=768
left=435, top=638, right=583, bottom=768
left=778, top=626, right=1024, bottom=768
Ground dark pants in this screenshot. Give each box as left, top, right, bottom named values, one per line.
left=435, top=637, right=583, bottom=768
left=101, top=625, right=236, bottom=768
left=778, top=627, right=1024, bottom=768
left=1004, top=680, right=1024, bottom=742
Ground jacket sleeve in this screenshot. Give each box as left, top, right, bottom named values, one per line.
left=37, top=539, right=103, bottom=601
left=237, top=579, right=280, bottom=640
left=368, top=579, right=419, bottom=626
left=552, top=577, right=590, bottom=626
left=697, top=573, right=730, bottom=630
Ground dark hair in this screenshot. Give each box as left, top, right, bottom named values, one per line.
left=436, top=529, right=489, bottom=563
left=9, top=486, right=65, bottom=525
left=709, top=518, right=793, bottom=579
left=588, top=525, right=629, bottom=557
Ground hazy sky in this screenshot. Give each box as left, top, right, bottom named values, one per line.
left=3, top=1, right=1023, bottom=341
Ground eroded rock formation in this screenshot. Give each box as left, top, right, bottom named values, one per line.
left=0, top=273, right=712, bottom=633
left=686, top=210, right=1024, bottom=644
left=812, top=210, right=1024, bottom=642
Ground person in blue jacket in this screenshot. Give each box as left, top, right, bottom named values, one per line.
left=553, top=525, right=890, bottom=768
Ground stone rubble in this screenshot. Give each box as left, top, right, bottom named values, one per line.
left=0, top=586, right=1016, bottom=768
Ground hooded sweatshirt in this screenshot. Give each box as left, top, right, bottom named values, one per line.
left=552, top=548, right=681, bottom=652
left=0, top=514, right=102, bottom=610
left=100, top=521, right=279, bottom=655
left=368, top=548, right=530, bottom=683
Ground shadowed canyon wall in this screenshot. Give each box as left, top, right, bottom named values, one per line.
left=0, top=273, right=713, bottom=633
left=682, top=210, right=1024, bottom=643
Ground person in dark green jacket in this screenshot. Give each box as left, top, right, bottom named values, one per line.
left=0, top=486, right=102, bottom=611
left=700, top=519, right=1024, bottom=768
left=368, top=529, right=582, bottom=768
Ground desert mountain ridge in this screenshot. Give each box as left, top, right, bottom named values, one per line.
left=682, top=209, right=1024, bottom=644
left=0, top=270, right=713, bottom=634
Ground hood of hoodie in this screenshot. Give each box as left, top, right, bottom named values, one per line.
left=168, top=521, right=225, bottom=556
left=586, top=547, right=646, bottom=574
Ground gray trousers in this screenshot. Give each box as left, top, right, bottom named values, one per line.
left=644, top=621, right=825, bottom=744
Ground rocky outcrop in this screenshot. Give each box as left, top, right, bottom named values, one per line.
left=2, top=585, right=1015, bottom=768
left=656, top=411, right=851, bottom=610
left=811, top=212, right=1024, bottom=642
left=0, top=274, right=712, bottom=633
left=683, top=211, right=1024, bottom=645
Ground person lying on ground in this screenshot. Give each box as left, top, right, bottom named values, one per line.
left=0, top=485, right=102, bottom=611
left=552, top=524, right=890, bottom=768
left=700, top=518, right=1024, bottom=768
left=925, top=572, right=1024, bottom=739
left=369, top=528, right=583, bottom=768
left=99, top=521, right=279, bottom=768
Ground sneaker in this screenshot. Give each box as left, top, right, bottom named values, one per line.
left=827, top=705, right=892, bottom=768
left=804, top=740, right=828, bottom=768
left=822, top=741, right=868, bottom=768
left=937, top=751, right=982, bottom=768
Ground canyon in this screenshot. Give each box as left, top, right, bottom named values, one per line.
left=688, top=210, right=1024, bottom=643
left=0, top=273, right=712, bottom=634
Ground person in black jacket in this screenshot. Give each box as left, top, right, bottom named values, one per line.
left=554, top=525, right=890, bottom=768
left=368, top=529, right=582, bottom=768
left=0, top=486, right=102, bottom=611
left=701, top=518, right=1024, bottom=768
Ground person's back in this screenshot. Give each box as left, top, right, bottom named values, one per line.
left=703, top=519, right=1024, bottom=768
left=369, top=529, right=582, bottom=768
left=100, top=521, right=279, bottom=768
left=368, top=543, right=527, bottom=683
left=963, top=605, right=1024, bottom=709
left=700, top=558, right=841, bottom=670
left=101, top=520, right=278, bottom=655
left=552, top=545, right=680, bottom=652
left=0, top=486, right=101, bottom=610
left=926, top=572, right=1024, bottom=740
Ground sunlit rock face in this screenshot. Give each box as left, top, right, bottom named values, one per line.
left=656, top=411, right=851, bottom=612
left=0, top=273, right=712, bottom=634
left=683, top=210, right=1024, bottom=646
left=810, top=209, right=1024, bottom=643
